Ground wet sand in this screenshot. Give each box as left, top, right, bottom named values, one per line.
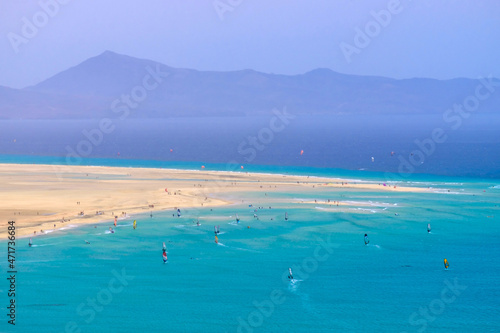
left=0, top=163, right=432, bottom=238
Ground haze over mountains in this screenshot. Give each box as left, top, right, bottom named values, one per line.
left=1, top=51, right=498, bottom=119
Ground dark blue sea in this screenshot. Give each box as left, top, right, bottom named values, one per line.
left=0, top=114, right=499, bottom=179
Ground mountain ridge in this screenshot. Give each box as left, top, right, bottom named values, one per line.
left=1, top=51, right=498, bottom=119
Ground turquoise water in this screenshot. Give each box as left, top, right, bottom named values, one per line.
left=1, top=159, right=500, bottom=332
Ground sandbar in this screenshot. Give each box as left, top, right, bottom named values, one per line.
left=0, top=163, right=433, bottom=238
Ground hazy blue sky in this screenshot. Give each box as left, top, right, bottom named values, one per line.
left=1, top=0, right=499, bottom=88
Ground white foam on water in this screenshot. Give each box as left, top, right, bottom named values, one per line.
left=58, top=224, right=78, bottom=231
left=355, top=208, right=378, bottom=213
left=30, top=243, right=59, bottom=247
left=288, top=279, right=303, bottom=293
left=115, top=223, right=133, bottom=228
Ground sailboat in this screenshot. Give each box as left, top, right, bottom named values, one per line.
left=163, top=250, right=168, bottom=263
left=162, top=242, right=168, bottom=263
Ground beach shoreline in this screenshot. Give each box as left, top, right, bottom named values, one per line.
left=0, top=163, right=434, bottom=238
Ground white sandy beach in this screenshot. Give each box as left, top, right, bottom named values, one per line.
left=0, top=163, right=433, bottom=238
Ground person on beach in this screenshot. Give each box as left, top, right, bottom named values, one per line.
left=364, top=234, right=369, bottom=245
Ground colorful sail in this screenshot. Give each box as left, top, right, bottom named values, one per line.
left=114, top=216, right=117, bottom=226
left=163, top=250, right=168, bottom=263
left=133, top=220, right=137, bottom=229
left=215, top=235, right=219, bottom=244
left=444, top=258, right=449, bottom=270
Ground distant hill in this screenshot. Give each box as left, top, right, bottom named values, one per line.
left=1, top=51, right=499, bottom=119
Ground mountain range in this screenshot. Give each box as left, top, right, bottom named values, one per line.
left=1, top=51, right=498, bottom=119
